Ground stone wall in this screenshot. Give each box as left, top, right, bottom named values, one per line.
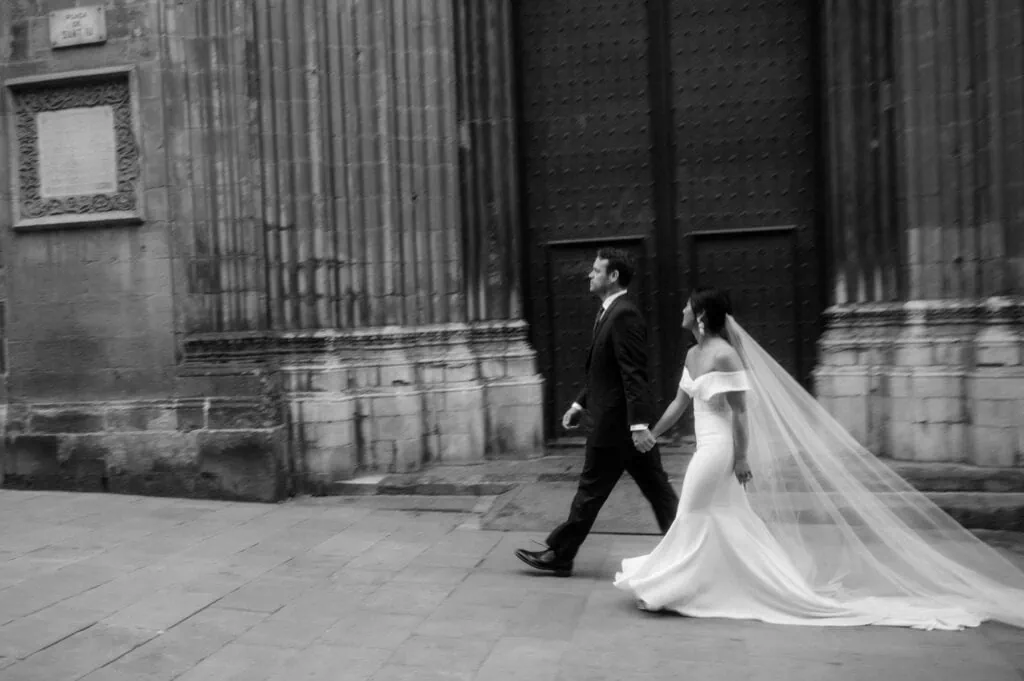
left=186, top=322, right=544, bottom=496
left=0, top=0, right=544, bottom=500
left=816, top=298, right=1024, bottom=467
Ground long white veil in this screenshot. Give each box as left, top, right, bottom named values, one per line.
left=725, top=315, right=1024, bottom=627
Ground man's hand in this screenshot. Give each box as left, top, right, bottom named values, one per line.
left=632, top=428, right=657, bottom=453
left=734, top=458, right=752, bottom=486
left=562, top=404, right=583, bottom=430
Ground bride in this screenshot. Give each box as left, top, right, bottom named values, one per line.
left=613, top=287, right=1024, bottom=630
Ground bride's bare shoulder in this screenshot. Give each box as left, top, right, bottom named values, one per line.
left=712, top=343, right=743, bottom=373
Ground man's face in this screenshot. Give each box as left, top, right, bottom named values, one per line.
left=589, top=257, right=616, bottom=295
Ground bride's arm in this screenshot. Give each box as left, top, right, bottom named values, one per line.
left=650, top=387, right=691, bottom=440
left=719, top=351, right=752, bottom=481
left=726, top=391, right=749, bottom=461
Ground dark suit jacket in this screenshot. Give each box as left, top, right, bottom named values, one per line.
left=575, top=294, right=655, bottom=445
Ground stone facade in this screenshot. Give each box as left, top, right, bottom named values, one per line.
left=0, top=0, right=543, bottom=500
left=815, top=1, right=1023, bottom=467
left=1, top=1, right=1020, bottom=503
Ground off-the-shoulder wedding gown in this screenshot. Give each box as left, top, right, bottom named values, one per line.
left=613, top=368, right=985, bottom=630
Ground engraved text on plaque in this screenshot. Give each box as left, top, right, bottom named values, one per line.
left=36, top=106, right=118, bottom=198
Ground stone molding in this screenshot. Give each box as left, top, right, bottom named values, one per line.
left=5, top=66, right=143, bottom=229
left=182, top=321, right=535, bottom=364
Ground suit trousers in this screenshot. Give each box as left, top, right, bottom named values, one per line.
left=546, top=438, right=679, bottom=561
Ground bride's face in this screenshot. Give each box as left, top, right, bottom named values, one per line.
left=682, top=300, right=695, bottom=330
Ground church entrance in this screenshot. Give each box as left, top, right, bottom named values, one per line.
left=516, top=0, right=827, bottom=438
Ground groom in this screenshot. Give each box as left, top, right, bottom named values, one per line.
left=515, top=248, right=679, bottom=577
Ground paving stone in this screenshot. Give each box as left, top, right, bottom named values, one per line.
left=0, top=624, right=157, bottom=681
left=360, top=583, right=456, bottom=617
left=0, top=489, right=1021, bottom=681
left=475, top=637, right=571, bottom=681
left=319, top=612, right=423, bottom=650
left=390, top=565, right=472, bottom=586
left=415, top=602, right=511, bottom=640
left=0, top=606, right=100, bottom=661
left=267, top=644, right=391, bottom=681
left=172, top=642, right=298, bottom=681
left=214, top=579, right=311, bottom=614
left=370, top=665, right=475, bottom=681
left=102, top=588, right=220, bottom=632
left=236, top=613, right=339, bottom=649
left=386, top=634, right=496, bottom=674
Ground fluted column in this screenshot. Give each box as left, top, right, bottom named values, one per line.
left=818, top=0, right=1024, bottom=467
left=824, top=0, right=1024, bottom=305
left=166, top=1, right=268, bottom=334
left=453, top=0, right=523, bottom=322
left=251, top=0, right=464, bottom=330
left=823, top=0, right=903, bottom=306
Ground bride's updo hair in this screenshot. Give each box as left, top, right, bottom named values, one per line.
left=689, top=287, right=732, bottom=336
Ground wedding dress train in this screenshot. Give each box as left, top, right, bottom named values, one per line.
left=614, top=317, right=1024, bottom=630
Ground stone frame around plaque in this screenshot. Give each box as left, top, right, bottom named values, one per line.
left=4, top=66, right=144, bottom=230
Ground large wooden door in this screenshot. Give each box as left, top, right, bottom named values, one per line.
left=517, top=0, right=665, bottom=437
left=670, top=0, right=824, bottom=380
left=517, top=0, right=824, bottom=438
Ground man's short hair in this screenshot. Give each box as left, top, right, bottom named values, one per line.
left=596, top=248, right=634, bottom=287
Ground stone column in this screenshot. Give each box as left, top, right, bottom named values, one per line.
left=169, top=0, right=542, bottom=492
left=817, top=0, right=1024, bottom=467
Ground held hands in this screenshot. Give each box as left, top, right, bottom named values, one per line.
left=632, top=428, right=657, bottom=453
left=734, top=457, right=753, bottom=486
left=562, top=405, right=583, bottom=430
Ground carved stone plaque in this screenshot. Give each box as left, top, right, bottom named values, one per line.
left=6, top=68, right=142, bottom=229
left=50, top=7, right=108, bottom=49
left=37, top=107, right=118, bottom=198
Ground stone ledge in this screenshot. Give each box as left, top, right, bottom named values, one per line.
left=329, top=453, right=1024, bottom=497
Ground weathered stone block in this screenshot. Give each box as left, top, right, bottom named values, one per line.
left=300, top=422, right=357, bottom=490
left=296, top=398, right=355, bottom=424
left=105, top=405, right=177, bottom=431
left=196, top=430, right=284, bottom=502
left=176, top=374, right=265, bottom=398
left=439, top=433, right=477, bottom=463
left=972, top=399, right=1020, bottom=428
left=31, top=409, right=104, bottom=434
left=910, top=375, right=953, bottom=399
left=176, top=404, right=205, bottom=431
left=977, top=343, right=1022, bottom=367
left=208, top=401, right=279, bottom=430
left=103, top=432, right=198, bottom=475
left=392, top=438, right=423, bottom=473
left=479, top=359, right=505, bottom=380
left=933, top=340, right=969, bottom=366
left=445, top=363, right=478, bottom=382
left=926, top=397, right=963, bottom=424
left=887, top=420, right=917, bottom=461
left=4, top=434, right=59, bottom=479
left=375, top=415, right=422, bottom=441
left=306, top=369, right=347, bottom=392
left=970, top=425, right=1019, bottom=467
left=380, top=363, right=415, bottom=386
left=908, top=422, right=959, bottom=463
left=505, top=356, right=539, bottom=378
left=968, top=374, right=1024, bottom=401
left=489, top=405, right=544, bottom=458
left=834, top=396, right=869, bottom=445
left=893, top=343, right=932, bottom=367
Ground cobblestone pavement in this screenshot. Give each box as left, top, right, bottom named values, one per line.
left=0, top=489, right=1021, bottom=681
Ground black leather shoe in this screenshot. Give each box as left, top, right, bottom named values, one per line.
left=514, top=547, right=573, bottom=577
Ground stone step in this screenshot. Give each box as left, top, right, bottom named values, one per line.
left=477, top=481, right=1024, bottom=534
left=332, top=454, right=1024, bottom=497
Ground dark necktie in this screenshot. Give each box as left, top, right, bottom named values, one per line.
left=592, top=306, right=604, bottom=337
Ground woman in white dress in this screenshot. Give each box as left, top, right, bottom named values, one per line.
left=614, top=288, right=1024, bottom=630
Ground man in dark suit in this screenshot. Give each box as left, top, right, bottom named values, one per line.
left=515, top=248, right=679, bottom=576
